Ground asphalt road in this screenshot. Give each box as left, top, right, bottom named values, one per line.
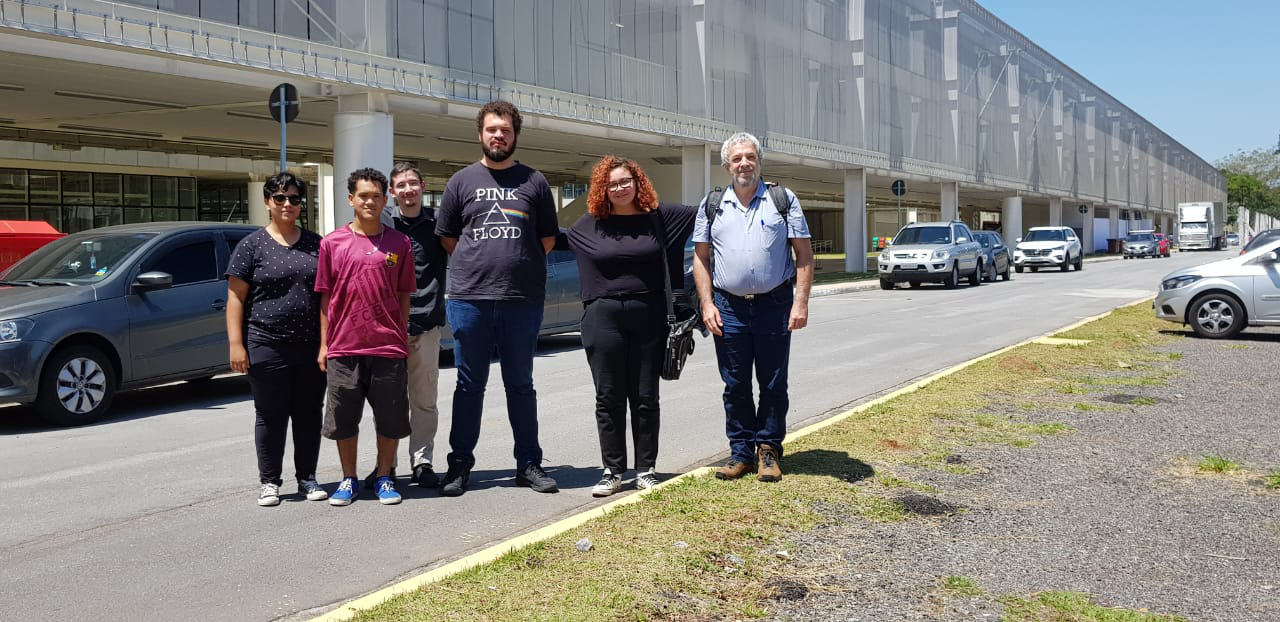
left=0, top=249, right=1236, bottom=621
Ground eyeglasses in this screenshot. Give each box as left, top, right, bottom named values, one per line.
left=270, top=194, right=303, bottom=205
left=606, top=178, right=634, bottom=192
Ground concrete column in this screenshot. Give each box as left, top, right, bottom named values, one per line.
left=1001, top=196, right=1023, bottom=245
left=316, top=164, right=336, bottom=234
left=940, top=181, right=959, bottom=221
left=907, top=208, right=918, bottom=224
left=844, top=169, right=867, bottom=273
left=1108, top=205, right=1120, bottom=241
left=1048, top=197, right=1063, bottom=227
left=550, top=185, right=563, bottom=210
left=248, top=181, right=268, bottom=227
left=1081, top=202, right=1096, bottom=254
left=333, top=93, right=393, bottom=228
left=1159, top=214, right=1169, bottom=235
left=681, top=144, right=711, bottom=206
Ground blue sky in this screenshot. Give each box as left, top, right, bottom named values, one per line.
left=978, top=0, right=1279, bottom=164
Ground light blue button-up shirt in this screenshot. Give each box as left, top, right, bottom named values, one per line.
left=692, top=181, right=811, bottom=297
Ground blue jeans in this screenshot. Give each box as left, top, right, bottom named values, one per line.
left=445, top=299, right=544, bottom=472
left=711, top=286, right=793, bottom=464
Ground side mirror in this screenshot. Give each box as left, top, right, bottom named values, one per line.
left=1264, top=251, right=1279, bottom=263
left=133, top=271, right=173, bottom=292
left=1015, top=237, right=1022, bottom=243
left=955, top=237, right=968, bottom=244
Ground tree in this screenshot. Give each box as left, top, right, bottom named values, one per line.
left=1218, top=148, right=1280, bottom=222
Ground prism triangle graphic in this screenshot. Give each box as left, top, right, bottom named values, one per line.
left=482, top=203, right=510, bottom=226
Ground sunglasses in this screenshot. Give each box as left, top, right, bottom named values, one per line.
left=270, top=194, right=303, bottom=205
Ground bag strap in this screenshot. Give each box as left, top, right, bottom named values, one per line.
left=649, top=210, right=676, bottom=323
left=702, top=187, right=724, bottom=277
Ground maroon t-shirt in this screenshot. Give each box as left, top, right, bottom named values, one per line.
left=315, top=225, right=415, bottom=359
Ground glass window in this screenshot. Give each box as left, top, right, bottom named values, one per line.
left=0, top=205, right=26, bottom=220
left=124, top=175, right=150, bottom=206
left=124, top=208, right=151, bottom=224
left=395, top=0, right=425, bottom=62
left=199, top=0, right=238, bottom=24
left=94, top=206, right=124, bottom=229
left=276, top=0, right=308, bottom=38
left=0, top=168, right=27, bottom=204
left=30, top=171, right=59, bottom=204
left=180, top=208, right=197, bottom=221
left=152, top=207, right=180, bottom=222
left=157, top=0, right=199, bottom=17
left=308, top=0, right=340, bottom=46
left=240, top=0, right=273, bottom=30
left=63, top=206, right=94, bottom=233
left=144, top=240, right=217, bottom=285
left=29, top=206, right=60, bottom=230
left=179, top=177, right=197, bottom=207
left=94, top=174, right=123, bottom=206
left=152, top=177, right=178, bottom=207
left=63, top=172, right=93, bottom=205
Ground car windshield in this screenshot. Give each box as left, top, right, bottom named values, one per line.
left=972, top=233, right=992, bottom=248
left=893, top=226, right=950, bottom=245
left=2, top=232, right=156, bottom=283
left=1243, top=230, right=1280, bottom=253
left=1024, top=229, right=1065, bottom=242
left=1181, top=222, right=1208, bottom=231
left=1125, top=233, right=1154, bottom=242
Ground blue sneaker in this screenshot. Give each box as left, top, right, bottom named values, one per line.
left=329, top=477, right=359, bottom=506
left=376, top=476, right=401, bottom=505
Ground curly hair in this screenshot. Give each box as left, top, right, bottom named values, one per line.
left=586, top=156, right=660, bottom=219
left=476, top=100, right=522, bottom=135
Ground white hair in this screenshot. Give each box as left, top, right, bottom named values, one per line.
left=720, top=132, right=762, bottom=165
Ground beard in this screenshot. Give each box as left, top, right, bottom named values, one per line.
left=733, top=169, right=759, bottom=188
left=482, top=136, right=517, bottom=162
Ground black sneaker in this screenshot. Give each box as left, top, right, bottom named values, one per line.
left=413, top=464, right=440, bottom=488
left=515, top=463, right=559, bottom=493
left=440, top=468, right=469, bottom=497
left=364, top=467, right=396, bottom=489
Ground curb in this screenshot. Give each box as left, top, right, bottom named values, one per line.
left=311, top=295, right=1155, bottom=621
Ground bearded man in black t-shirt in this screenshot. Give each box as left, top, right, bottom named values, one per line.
left=434, top=100, right=560, bottom=497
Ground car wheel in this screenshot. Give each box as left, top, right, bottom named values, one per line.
left=1001, top=262, right=1012, bottom=281
left=909, top=280, right=922, bottom=288
left=944, top=264, right=959, bottom=289
left=1074, top=253, right=1083, bottom=271
left=1060, top=256, right=1070, bottom=272
left=879, top=278, right=894, bottom=290
left=1030, top=266, right=1039, bottom=273
left=35, top=344, right=117, bottom=426
left=1014, top=265, right=1024, bottom=274
left=983, top=260, right=997, bottom=282
left=968, top=261, right=982, bottom=286
left=1188, top=293, right=1246, bottom=339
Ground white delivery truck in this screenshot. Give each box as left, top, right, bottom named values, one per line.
left=1176, top=202, right=1225, bottom=250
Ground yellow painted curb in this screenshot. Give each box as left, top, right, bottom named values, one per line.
left=1031, top=337, right=1092, bottom=346
left=313, top=295, right=1155, bottom=621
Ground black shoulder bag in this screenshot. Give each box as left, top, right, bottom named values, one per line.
left=651, top=211, right=698, bottom=380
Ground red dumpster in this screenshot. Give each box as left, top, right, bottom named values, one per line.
left=0, top=220, right=65, bottom=272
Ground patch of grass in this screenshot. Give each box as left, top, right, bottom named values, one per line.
left=349, top=304, right=1185, bottom=621
left=1265, top=471, right=1280, bottom=490
left=1197, top=454, right=1241, bottom=474
left=1001, top=591, right=1188, bottom=621
left=1009, top=439, right=1034, bottom=448
left=1130, top=396, right=1158, bottom=406
left=1167, top=352, right=1183, bottom=360
left=1224, top=343, right=1251, bottom=350
left=940, top=575, right=982, bottom=597
left=1058, top=383, right=1089, bottom=395
left=1074, top=402, right=1102, bottom=411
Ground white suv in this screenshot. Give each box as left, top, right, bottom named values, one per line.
left=1014, top=226, right=1083, bottom=273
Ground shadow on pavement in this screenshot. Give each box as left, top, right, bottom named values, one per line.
left=0, top=374, right=251, bottom=435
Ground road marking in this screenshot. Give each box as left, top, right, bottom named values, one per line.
left=1064, top=288, right=1155, bottom=299
left=310, top=295, right=1156, bottom=622
left=0, top=436, right=243, bottom=490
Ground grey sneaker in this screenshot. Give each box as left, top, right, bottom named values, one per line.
left=635, top=469, right=660, bottom=491
left=515, top=463, right=559, bottom=493
left=591, top=471, right=622, bottom=497
left=299, top=478, right=328, bottom=501
left=257, top=483, right=280, bottom=507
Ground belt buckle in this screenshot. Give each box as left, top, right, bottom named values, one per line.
left=742, top=293, right=755, bottom=300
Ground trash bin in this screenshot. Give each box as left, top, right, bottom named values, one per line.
left=0, top=220, right=65, bottom=272
left=1106, top=238, right=1122, bottom=254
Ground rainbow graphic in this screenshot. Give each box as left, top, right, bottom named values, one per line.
left=499, top=207, right=527, bottom=220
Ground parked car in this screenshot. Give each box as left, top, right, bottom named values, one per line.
left=1226, top=232, right=1240, bottom=246
left=1013, top=226, right=1082, bottom=273
left=971, top=230, right=1012, bottom=282
left=1122, top=231, right=1164, bottom=259
left=1155, top=237, right=1280, bottom=339
left=1153, top=233, right=1172, bottom=257
left=1241, top=229, right=1280, bottom=256
left=877, top=220, right=983, bottom=289
left=0, top=222, right=256, bottom=425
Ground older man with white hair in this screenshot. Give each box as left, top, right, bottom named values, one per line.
left=692, top=132, right=814, bottom=483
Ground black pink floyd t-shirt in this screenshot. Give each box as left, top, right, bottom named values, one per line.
left=435, top=161, right=558, bottom=302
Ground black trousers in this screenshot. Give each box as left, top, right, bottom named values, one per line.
left=247, top=342, right=326, bottom=486
left=580, top=294, right=665, bottom=473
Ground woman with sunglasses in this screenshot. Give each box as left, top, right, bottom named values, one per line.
left=566, top=156, right=697, bottom=496
left=225, top=172, right=329, bottom=506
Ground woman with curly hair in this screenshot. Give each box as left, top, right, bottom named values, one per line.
left=566, top=156, right=697, bottom=496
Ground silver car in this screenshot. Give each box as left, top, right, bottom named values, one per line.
left=1154, top=237, right=1280, bottom=339
left=878, top=220, right=983, bottom=289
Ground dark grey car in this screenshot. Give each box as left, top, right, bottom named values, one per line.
left=0, top=222, right=257, bottom=425
left=971, top=230, right=1012, bottom=282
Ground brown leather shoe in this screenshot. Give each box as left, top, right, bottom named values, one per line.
left=757, top=446, right=782, bottom=482
left=715, top=459, right=751, bottom=480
